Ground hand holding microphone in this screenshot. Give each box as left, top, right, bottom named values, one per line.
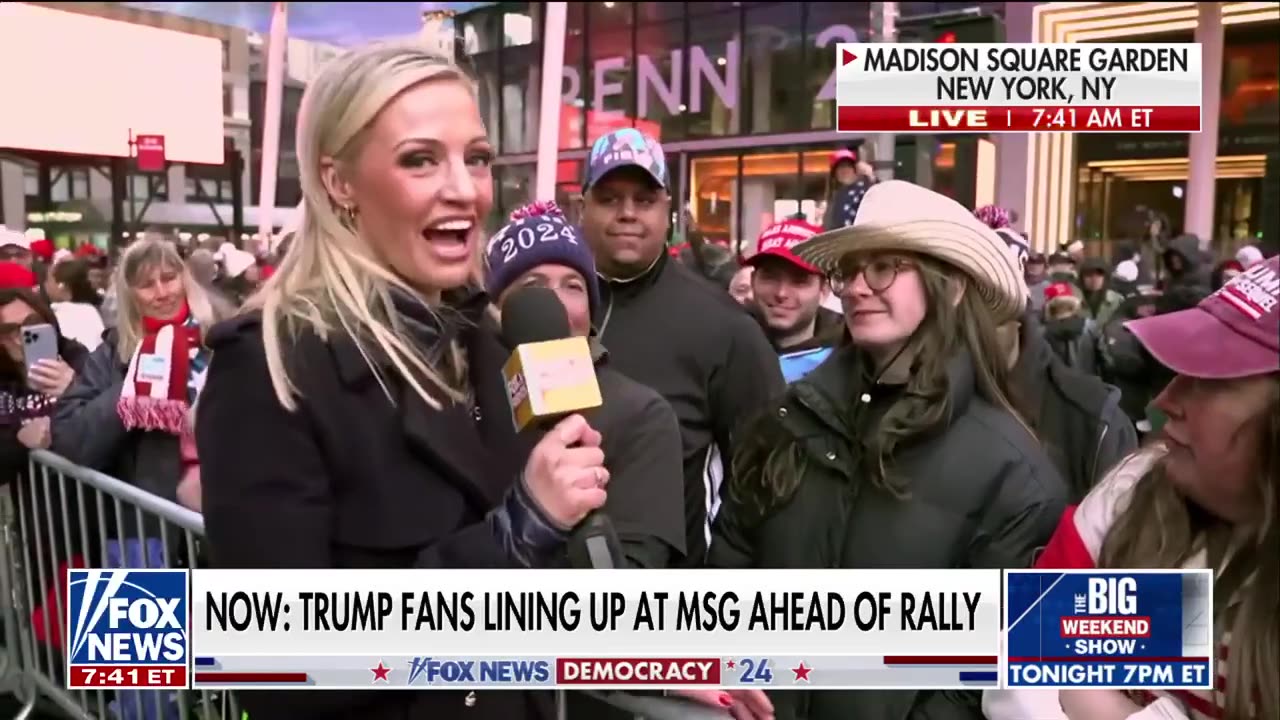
left=502, top=285, right=609, bottom=530
left=522, top=413, right=609, bottom=529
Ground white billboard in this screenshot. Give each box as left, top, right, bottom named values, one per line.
left=0, top=3, right=225, bottom=164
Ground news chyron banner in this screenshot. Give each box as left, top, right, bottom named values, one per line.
left=66, top=568, right=1214, bottom=693
left=178, top=570, right=999, bottom=691
left=1004, top=570, right=1214, bottom=690
left=835, top=43, right=1202, bottom=133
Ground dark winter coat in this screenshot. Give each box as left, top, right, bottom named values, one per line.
left=1013, top=313, right=1138, bottom=501
left=597, top=252, right=784, bottom=566
left=196, top=290, right=558, bottom=720
left=708, top=346, right=1067, bottom=720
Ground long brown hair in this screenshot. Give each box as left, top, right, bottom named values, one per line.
left=863, top=255, right=1031, bottom=496
left=1100, top=383, right=1279, bottom=720
left=730, top=253, right=1031, bottom=517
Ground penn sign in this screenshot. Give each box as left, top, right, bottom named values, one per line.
left=560, top=24, right=863, bottom=116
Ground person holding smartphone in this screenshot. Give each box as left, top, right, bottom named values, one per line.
left=0, top=280, right=92, bottom=665
left=0, top=278, right=89, bottom=457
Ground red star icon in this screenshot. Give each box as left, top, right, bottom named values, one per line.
left=791, top=662, right=812, bottom=683
left=371, top=661, right=392, bottom=683
left=725, top=659, right=736, bottom=669
left=842, top=48, right=857, bottom=65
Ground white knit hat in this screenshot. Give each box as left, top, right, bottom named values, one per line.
left=1236, top=245, right=1264, bottom=269
left=792, top=180, right=1029, bottom=322
left=0, top=226, right=29, bottom=250
left=215, top=242, right=257, bottom=278
left=1113, top=260, right=1139, bottom=283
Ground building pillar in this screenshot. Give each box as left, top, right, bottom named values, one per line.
left=534, top=3, right=566, bottom=201
left=1184, top=2, right=1223, bottom=248
left=994, top=0, right=1035, bottom=233
left=750, top=37, right=772, bottom=132
left=89, top=165, right=112, bottom=201
left=0, top=160, right=26, bottom=229
left=868, top=2, right=898, bottom=182
left=738, top=177, right=776, bottom=255
left=168, top=164, right=187, bottom=204
left=913, top=139, right=933, bottom=192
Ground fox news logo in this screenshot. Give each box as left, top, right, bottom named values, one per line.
left=67, top=570, right=188, bottom=671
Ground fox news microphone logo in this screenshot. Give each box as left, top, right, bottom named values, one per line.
left=67, top=569, right=188, bottom=689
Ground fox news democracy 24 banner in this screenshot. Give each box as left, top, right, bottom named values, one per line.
left=65, top=568, right=1210, bottom=692
left=71, top=569, right=1001, bottom=691
left=835, top=43, right=1202, bottom=133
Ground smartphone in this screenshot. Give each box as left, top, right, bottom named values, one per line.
left=22, top=324, right=59, bottom=375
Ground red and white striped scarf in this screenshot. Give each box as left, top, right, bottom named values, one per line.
left=116, top=302, right=201, bottom=439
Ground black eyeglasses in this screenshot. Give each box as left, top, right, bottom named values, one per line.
left=829, top=256, right=914, bottom=294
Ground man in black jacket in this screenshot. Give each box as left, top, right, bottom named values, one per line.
left=485, top=201, right=686, bottom=570
left=1011, top=309, right=1138, bottom=501
left=970, top=220, right=1137, bottom=496
left=578, top=129, right=784, bottom=565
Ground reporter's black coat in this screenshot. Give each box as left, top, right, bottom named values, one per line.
left=196, top=291, right=552, bottom=720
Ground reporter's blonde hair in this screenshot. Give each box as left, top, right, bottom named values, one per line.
left=114, top=238, right=222, bottom=359
left=247, top=42, right=482, bottom=411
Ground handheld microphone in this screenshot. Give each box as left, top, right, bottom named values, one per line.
left=499, top=286, right=623, bottom=569
left=500, top=286, right=603, bottom=433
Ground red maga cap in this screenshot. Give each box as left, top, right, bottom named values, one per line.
left=0, top=262, right=37, bottom=290
left=1044, top=282, right=1076, bottom=302
left=1126, top=255, right=1279, bottom=379
left=745, top=220, right=823, bottom=274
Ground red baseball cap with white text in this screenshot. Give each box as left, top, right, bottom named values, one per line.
left=745, top=220, right=823, bottom=274
left=1126, top=255, right=1279, bottom=379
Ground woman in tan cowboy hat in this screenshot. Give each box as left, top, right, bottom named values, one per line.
left=708, top=180, right=1068, bottom=720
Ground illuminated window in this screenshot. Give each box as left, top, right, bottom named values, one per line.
left=689, top=149, right=837, bottom=252
left=1222, top=41, right=1279, bottom=126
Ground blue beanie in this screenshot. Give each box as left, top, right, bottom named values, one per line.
left=485, top=200, right=601, bottom=316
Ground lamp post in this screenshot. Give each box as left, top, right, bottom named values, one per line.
left=535, top=4, right=569, bottom=202
left=256, top=1, right=288, bottom=255
left=868, top=2, right=898, bottom=182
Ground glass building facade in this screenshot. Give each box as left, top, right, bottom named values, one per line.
left=1072, top=20, right=1279, bottom=258
left=457, top=1, right=893, bottom=250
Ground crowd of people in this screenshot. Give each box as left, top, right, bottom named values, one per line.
left=0, top=41, right=1275, bottom=720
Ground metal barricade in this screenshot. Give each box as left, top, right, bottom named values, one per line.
left=1, top=450, right=241, bottom=720
left=0, top=452, right=728, bottom=720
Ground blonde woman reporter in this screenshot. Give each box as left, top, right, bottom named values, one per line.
left=195, top=44, right=607, bottom=720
